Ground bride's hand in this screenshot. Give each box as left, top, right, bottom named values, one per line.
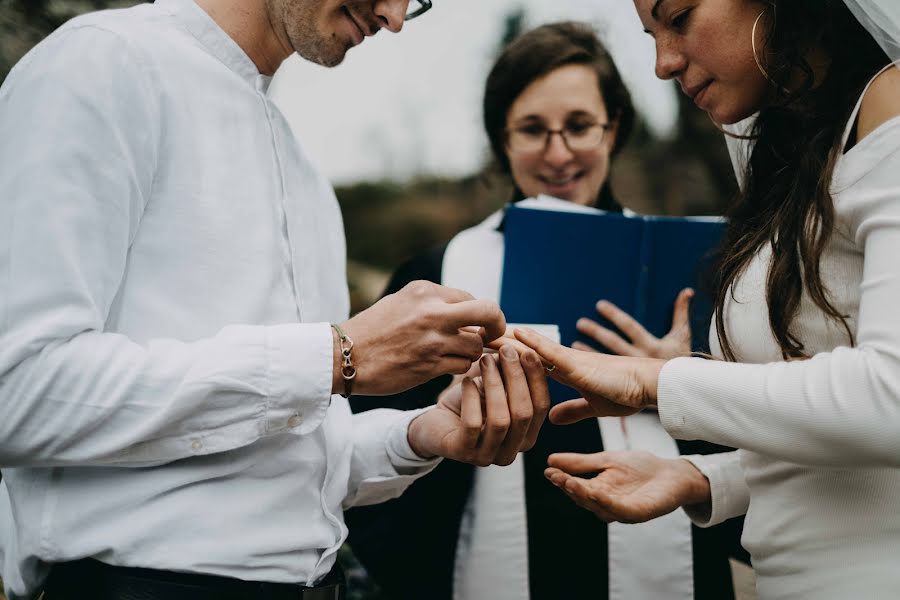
left=513, top=327, right=665, bottom=423
left=544, top=450, right=711, bottom=523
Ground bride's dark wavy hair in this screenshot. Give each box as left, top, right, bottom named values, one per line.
left=714, top=0, right=889, bottom=361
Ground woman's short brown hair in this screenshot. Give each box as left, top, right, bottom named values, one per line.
left=483, top=21, right=635, bottom=178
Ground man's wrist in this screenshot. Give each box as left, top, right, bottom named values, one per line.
left=673, top=457, right=712, bottom=507
left=331, top=326, right=346, bottom=396
left=406, top=414, right=438, bottom=460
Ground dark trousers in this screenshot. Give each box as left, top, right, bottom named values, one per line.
left=42, top=557, right=345, bottom=600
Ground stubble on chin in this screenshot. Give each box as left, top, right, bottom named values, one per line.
left=294, top=29, right=350, bottom=67
left=278, top=1, right=349, bottom=68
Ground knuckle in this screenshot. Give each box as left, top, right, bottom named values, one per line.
left=405, top=279, right=432, bottom=297
left=463, top=418, right=481, bottom=433
left=511, top=408, right=533, bottom=425
left=482, top=300, right=503, bottom=323
left=497, top=454, right=516, bottom=467
left=488, top=418, right=511, bottom=433
left=420, top=335, right=442, bottom=356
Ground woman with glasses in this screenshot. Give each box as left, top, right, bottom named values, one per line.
left=345, top=22, right=746, bottom=600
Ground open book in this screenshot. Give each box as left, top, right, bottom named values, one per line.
left=499, top=197, right=724, bottom=398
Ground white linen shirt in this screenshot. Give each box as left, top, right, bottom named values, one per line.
left=0, top=1, right=436, bottom=598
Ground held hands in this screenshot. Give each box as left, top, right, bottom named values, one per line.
left=544, top=451, right=711, bottom=523
left=406, top=346, right=551, bottom=465
left=513, top=327, right=665, bottom=422
left=335, top=281, right=506, bottom=396
left=574, top=288, right=694, bottom=360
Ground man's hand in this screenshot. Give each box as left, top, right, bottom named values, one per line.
left=335, top=280, right=506, bottom=396
left=574, top=288, right=694, bottom=359
left=513, top=327, right=665, bottom=423
left=544, top=451, right=711, bottom=523
left=406, top=345, right=550, bottom=466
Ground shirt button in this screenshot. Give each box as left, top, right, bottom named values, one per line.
left=288, top=414, right=303, bottom=428
left=191, top=439, right=202, bottom=451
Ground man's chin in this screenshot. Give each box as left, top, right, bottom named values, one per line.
left=295, top=44, right=349, bottom=68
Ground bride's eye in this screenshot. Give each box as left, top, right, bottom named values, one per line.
left=671, top=8, right=694, bottom=32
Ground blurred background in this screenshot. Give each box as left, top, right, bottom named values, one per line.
left=1, top=0, right=737, bottom=314
left=0, top=1, right=737, bottom=598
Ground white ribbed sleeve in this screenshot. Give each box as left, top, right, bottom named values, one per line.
left=658, top=143, right=900, bottom=468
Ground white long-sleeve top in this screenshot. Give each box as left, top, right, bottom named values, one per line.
left=0, top=1, right=436, bottom=598
left=658, top=66, right=900, bottom=598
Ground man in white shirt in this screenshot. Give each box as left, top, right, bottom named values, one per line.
left=0, top=1, right=550, bottom=598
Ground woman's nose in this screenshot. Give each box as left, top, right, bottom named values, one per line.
left=655, top=38, right=686, bottom=81
left=543, top=132, right=575, bottom=167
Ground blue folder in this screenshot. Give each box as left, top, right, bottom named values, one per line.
left=499, top=203, right=725, bottom=401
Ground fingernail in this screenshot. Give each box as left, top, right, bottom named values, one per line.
left=576, top=318, right=589, bottom=329
left=516, top=327, right=535, bottom=340
left=500, top=345, right=518, bottom=360
left=480, top=354, right=491, bottom=367
left=596, top=300, right=608, bottom=310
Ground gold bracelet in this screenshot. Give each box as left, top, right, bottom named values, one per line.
left=331, top=324, right=356, bottom=398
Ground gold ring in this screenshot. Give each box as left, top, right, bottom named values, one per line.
left=544, top=363, right=556, bottom=373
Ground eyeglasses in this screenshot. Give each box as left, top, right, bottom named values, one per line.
left=506, top=122, right=613, bottom=154
left=405, top=0, right=432, bottom=21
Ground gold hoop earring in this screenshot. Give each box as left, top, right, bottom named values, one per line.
left=752, top=8, right=772, bottom=81
left=752, top=7, right=790, bottom=96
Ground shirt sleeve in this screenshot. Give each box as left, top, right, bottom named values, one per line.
left=658, top=143, right=900, bottom=468
left=0, top=26, right=332, bottom=467
left=343, top=407, right=442, bottom=509
left=679, top=451, right=750, bottom=527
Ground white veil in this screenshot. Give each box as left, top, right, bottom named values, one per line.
left=723, top=0, right=900, bottom=187
left=843, top=0, right=900, bottom=61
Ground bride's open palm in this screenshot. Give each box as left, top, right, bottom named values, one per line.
left=544, top=450, right=710, bottom=524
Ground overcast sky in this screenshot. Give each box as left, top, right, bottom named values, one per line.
left=269, top=0, right=678, bottom=185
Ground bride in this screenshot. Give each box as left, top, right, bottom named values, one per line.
left=512, top=1, right=900, bottom=598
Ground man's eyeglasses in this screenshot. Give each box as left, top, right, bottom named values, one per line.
left=405, top=0, right=432, bottom=21
left=506, top=122, right=613, bottom=154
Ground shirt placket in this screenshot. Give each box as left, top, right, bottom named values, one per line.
left=257, top=77, right=304, bottom=324
left=260, top=85, right=343, bottom=581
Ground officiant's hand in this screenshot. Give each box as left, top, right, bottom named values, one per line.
left=513, top=327, right=665, bottom=421
left=544, top=451, right=711, bottom=523
left=407, top=345, right=550, bottom=466
left=574, top=288, right=694, bottom=359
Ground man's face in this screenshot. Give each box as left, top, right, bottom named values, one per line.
left=267, top=0, right=410, bottom=67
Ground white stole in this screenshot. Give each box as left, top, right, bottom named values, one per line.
left=445, top=198, right=694, bottom=600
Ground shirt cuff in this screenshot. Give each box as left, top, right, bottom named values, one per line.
left=344, top=407, right=442, bottom=508
left=386, top=406, right=444, bottom=474
left=679, top=451, right=750, bottom=527
left=264, top=322, right=333, bottom=436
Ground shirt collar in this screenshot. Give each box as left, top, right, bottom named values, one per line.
left=155, top=0, right=271, bottom=90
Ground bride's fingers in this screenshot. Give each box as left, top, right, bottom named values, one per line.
left=514, top=327, right=580, bottom=375
left=547, top=452, right=609, bottom=474
left=548, top=398, right=598, bottom=425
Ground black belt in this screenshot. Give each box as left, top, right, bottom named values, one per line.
left=42, top=557, right=345, bottom=600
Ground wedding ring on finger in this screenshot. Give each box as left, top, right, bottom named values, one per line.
left=544, top=363, right=556, bottom=373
